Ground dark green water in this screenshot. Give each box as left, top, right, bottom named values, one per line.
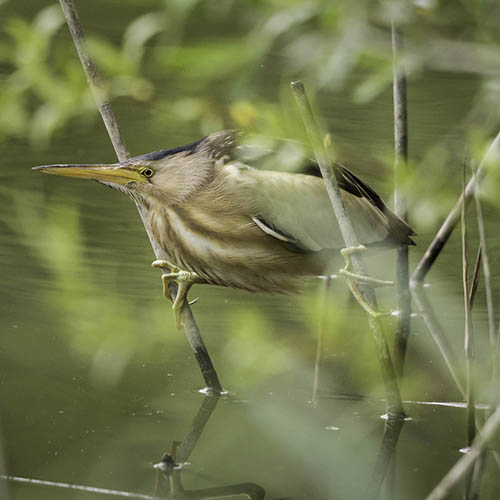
left=1, top=1, right=499, bottom=499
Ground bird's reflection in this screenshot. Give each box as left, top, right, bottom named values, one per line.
left=152, top=294, right=407, bottom=500
left=154, top=393, right=265, bottom=499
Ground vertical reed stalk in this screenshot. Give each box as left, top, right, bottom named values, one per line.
left=291, top=80, right=404, bottom=417
left=468, top=165, right=497, bottom=499
left=58, top=0, right=222, bottom=392
left=411, top=132, right=500, bottom=286
left=409, top=134, right=500, bottom=399
left=391, top=23, right=411, bottom=381
left=312, top=277, right=331, bottom=407
left=461, top=166, right=476, bottom=499
left=472, top=170, right=498, bottom=415
left=461, top=168, right=476, bottom=448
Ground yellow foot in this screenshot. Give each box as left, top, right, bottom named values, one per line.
left=339, top=245, right=393, bottom=318
left=152, top=260, right=200, bottom=329
left=340, top=245, right=394, bottom=287
left=340, top=268, right=394, bottom=287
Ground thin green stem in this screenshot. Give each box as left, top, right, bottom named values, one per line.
left=472, top=168, right=498, bottom=416
left=291, top=80, right=404, bottom=417
left=461, top=164, right=476, bottom=500
left=391, top=22, right=411, bottom=382
left=461, top=167, right=476, bottom=447
left=411, top=131, right=500, bottom=286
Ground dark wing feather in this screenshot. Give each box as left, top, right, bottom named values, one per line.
left=302, top=161, right=416, bottom=246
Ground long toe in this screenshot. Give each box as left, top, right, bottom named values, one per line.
left=152, top=260, right=181, bottom=273
left=340, top=269, right=394, bottom=288
left=154, top=263, right=199, bottom=328
left=340, top=245, right=367, bottom=258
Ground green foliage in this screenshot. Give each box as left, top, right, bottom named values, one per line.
left=0, top=5, right=90, bottom=147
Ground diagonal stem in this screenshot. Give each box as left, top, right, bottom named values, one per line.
left=411, top=131, right=500, bottom=286
left=411, top=284, right=465, bottom=398
left=291, top=80, right=404, bottom=417
left=425, top=408, right=500, bottom=500
left=58, top=0, right=222, bottom=393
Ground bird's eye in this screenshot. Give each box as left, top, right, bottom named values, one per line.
left=141, top=167, right=154, bottom=178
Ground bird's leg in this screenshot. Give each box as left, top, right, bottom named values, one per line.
left=339, top=245, right=393, bottom=318
left=152, top=260, right=200, bottom=329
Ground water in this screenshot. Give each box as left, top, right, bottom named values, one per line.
left=1, top=1, right=499, bottom=499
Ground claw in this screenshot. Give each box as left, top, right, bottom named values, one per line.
left=152, top=259, right=176, bottom=270
left=153, top=260, right=199, bottom=328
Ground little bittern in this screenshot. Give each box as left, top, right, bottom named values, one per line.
left=34, top=130, right=415, bottom=324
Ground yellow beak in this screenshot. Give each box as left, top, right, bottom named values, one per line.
left=33, top=164, right=144, bottom=185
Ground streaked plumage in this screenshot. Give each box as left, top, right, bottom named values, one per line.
left=34, top=130, right=415, bottom=293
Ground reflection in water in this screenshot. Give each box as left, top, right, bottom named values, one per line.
left=0, top=421, right=10, bottom=500
left=155, top=394, right=265, bottom=500
left=153, top=391, right=407, bottom=500
left=311, top=276, right=332, bottom=408
left=367, top=416, right=405, bottom=500
left=412, top=284, right=465, bottom=397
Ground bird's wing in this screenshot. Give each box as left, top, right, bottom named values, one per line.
left=235, top=166, right=412, bottom=252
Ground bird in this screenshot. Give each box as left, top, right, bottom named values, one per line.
left=34, top=130, right=415, bottom=325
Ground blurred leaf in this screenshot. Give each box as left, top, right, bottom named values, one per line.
left=352, top=62, right=392, bottom=103
left=33, top=4, right=65, bottom=36
left=152, top=41, right=256, bottom=81
left=123, top=12, right=165, bottom=67
left=230, top=100, right=259, bottom=128
left=318, top=21, right=366, bottom=88
left=260, top=2, right=317, bottom=41
left=29, top=102, right=64, bottom=148
left=87, top=37, right=135, bottom=75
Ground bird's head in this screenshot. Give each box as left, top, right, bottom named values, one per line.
left=33, top=130, right=237, bottom=205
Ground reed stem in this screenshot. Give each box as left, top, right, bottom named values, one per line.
left=58, top=0, right=222, bottom=393
left=391, top=23, right=411, bottom=381
left=461, top=166, right=476, bottom=449
left=411, top=132, right=500, bottom=286
left=411, top=284, right=465, bottom=398
left=461, top=166, right=476, bottom=499
left=367, top=415, right=405, bottom=500
left=291, top=80, right=404, bottom=417
left=425, top=408, right=500, bottom=500
left=472, top=168, right=498, bottom=416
